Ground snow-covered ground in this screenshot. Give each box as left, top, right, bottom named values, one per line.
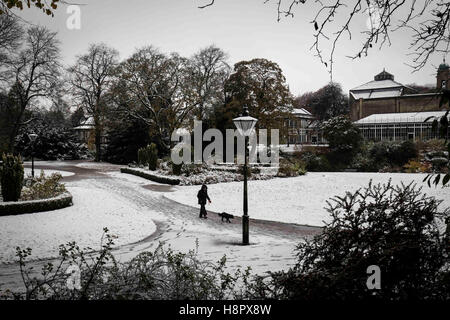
left=24, top=168, right=75, bottom=177
left=165, top=172, right=450, bottom=227
left=0, top=180, right=157, bottom=263
left=74, top=162, right=117, bottom=170
left=5, top=162, right=448, bottom=284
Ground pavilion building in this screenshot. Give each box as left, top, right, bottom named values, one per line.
left=350, top=62, right=450, bottom=141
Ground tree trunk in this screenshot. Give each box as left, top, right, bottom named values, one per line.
left=94, top=115, right=102, bottom=162
left=8, top=106, right=26, bottom=154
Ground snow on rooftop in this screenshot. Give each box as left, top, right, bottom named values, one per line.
left=351, top=88, right=403, bottom=100
left=292, top=108, right=313, bottom=116
left=73, top=117, right=95, bottom=130
left=355, top=111, right=449, bottom=124
left=351, top=79, right=405, bottom=91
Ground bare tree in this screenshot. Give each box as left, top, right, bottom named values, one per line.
left=113, top=46, right=200, bottom=152
left=67, top=43, right=119, bottom=161
left=186, top=45, right=230, bottom=121
left=4, top=25, right=61, bottom=152
left=0, top=13, right=22, bottom=76
left=198, top=0, right=450, bottom=78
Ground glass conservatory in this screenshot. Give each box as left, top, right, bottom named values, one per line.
left=354, top=111, right=449, bottom=141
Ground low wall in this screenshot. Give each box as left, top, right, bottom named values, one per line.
left=0, top=192, right=73, bottom=216
left=120, top=167, right=181, bottom=185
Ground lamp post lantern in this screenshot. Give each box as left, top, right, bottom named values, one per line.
left=233, top=106, right=257, bottom=245
left=28, top=133, right=38, bottom=178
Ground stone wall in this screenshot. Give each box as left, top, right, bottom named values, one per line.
left=350, top=93, right=442, bottom=121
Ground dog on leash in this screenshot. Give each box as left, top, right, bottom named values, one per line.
left=218, top=212, right=234, bottom=223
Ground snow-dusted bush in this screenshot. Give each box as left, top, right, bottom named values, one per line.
left=121, top=167, right=180, bottom=185
left=276, top=159, right=307, bottom=177
left=21, top=171, right=66, bottom=201
left=322, top=116, right=362, bottom=155
left=5, top=229, right=250, bottom=300
left=246, top=181, right=450, bottom=301
left=131, top=160, right=275, bottom=186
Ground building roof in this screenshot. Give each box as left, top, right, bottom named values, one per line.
left=350, top=86, right=404, bottom=100
left=351, top=79, right=405, bottom=91
left=73, top=117, right=95, bottom=131
left=292, top=108, right=312, bottom=116
left=354, top=111, right=449, bottom=125
left=349, top=69, right=414, bottom=100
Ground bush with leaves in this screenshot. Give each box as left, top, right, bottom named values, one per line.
left=0, top=153, right=24, bottom=202
left=300, top=152, right=333, bottom=172
left=20, top=171, right=66, bottom=201
left=367, top=140, right=419, bottom=169
left=321, top=116, right=362, bottom=158
left=277, top=158, right=307, bottom=177
left=423, top=91, right=450, bottom=187
left=5, top=229, right=249, bottom=300
left=104, top=117, right=150, bottom=165
left=246, top=181, right=450, bottom=301
left=403, top=159, right=431, bottom=173
left=138, top=143, right=158, bottom=170
left=15, top=123, right=89, bottom=161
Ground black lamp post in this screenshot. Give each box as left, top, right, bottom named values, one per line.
left=233, top=106, right=257, bottom=245
left=28, top=133, right=38, bottom=178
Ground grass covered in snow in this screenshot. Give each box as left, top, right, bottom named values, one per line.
left=165, top=172, right=450, bottom=227
left=0, top=184, right=156, bottom=263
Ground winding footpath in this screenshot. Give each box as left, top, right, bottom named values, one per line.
left=0, top=161, right=322, bottom=293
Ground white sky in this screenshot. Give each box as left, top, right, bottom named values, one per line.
left=15, top=0, right=448, bottom=96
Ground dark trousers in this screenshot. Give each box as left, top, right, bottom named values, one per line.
left=199, top=204, right=207, bottom=218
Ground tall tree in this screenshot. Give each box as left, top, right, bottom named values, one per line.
left=293, top=91, right=315, bottom=113
left=113, top=46, right=197, bottom=152
left=303, top=82, right=348, bottom=121
left=186, top=45, right=230, bottom=121
left=224, top=58, right=293, bottom=131
left=68, top=43, right=119, bottom=161
left=4, top=25, right=61, bottom=152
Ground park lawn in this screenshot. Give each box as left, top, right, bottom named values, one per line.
left=165, top=172, right=450, bottom=227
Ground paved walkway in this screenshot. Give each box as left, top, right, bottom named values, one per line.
left=0, top=161, right=322, bottom=292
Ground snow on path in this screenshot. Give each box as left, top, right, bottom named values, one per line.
left=0, top=164, right=321, bottom=289
left=165, top=172, right=450, bottom=227
left=24, top=168, right=75, bottom=177
left=0, top=179, right=157, bottom=263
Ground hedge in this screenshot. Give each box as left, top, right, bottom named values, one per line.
left=121, top=167, right=181, bottom=185
left=0, top=192, right=73, bottom=216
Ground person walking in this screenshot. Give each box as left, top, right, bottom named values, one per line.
left=197, top=184, right=211, bottom=219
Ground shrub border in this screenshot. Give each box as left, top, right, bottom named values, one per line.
left=0, top=192, right=73, bottom=216
left=121, top=167, right=180, bottom=185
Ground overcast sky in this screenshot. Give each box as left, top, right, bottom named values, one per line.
left=16, top=0, right=449, bottom=96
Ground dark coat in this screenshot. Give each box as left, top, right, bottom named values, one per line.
left=197, top=188, right=210, bottom=205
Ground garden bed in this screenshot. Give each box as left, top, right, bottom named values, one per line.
left=0, top=192, right=73, bottom=216
left=124, top=164, right=278, bottom=185
left=120, top=167, right=181, bottom=185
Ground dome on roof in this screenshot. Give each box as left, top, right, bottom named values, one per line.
left=438, top=62, right=449, bottom=70
left=374, top=69, right=394, bottom=81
